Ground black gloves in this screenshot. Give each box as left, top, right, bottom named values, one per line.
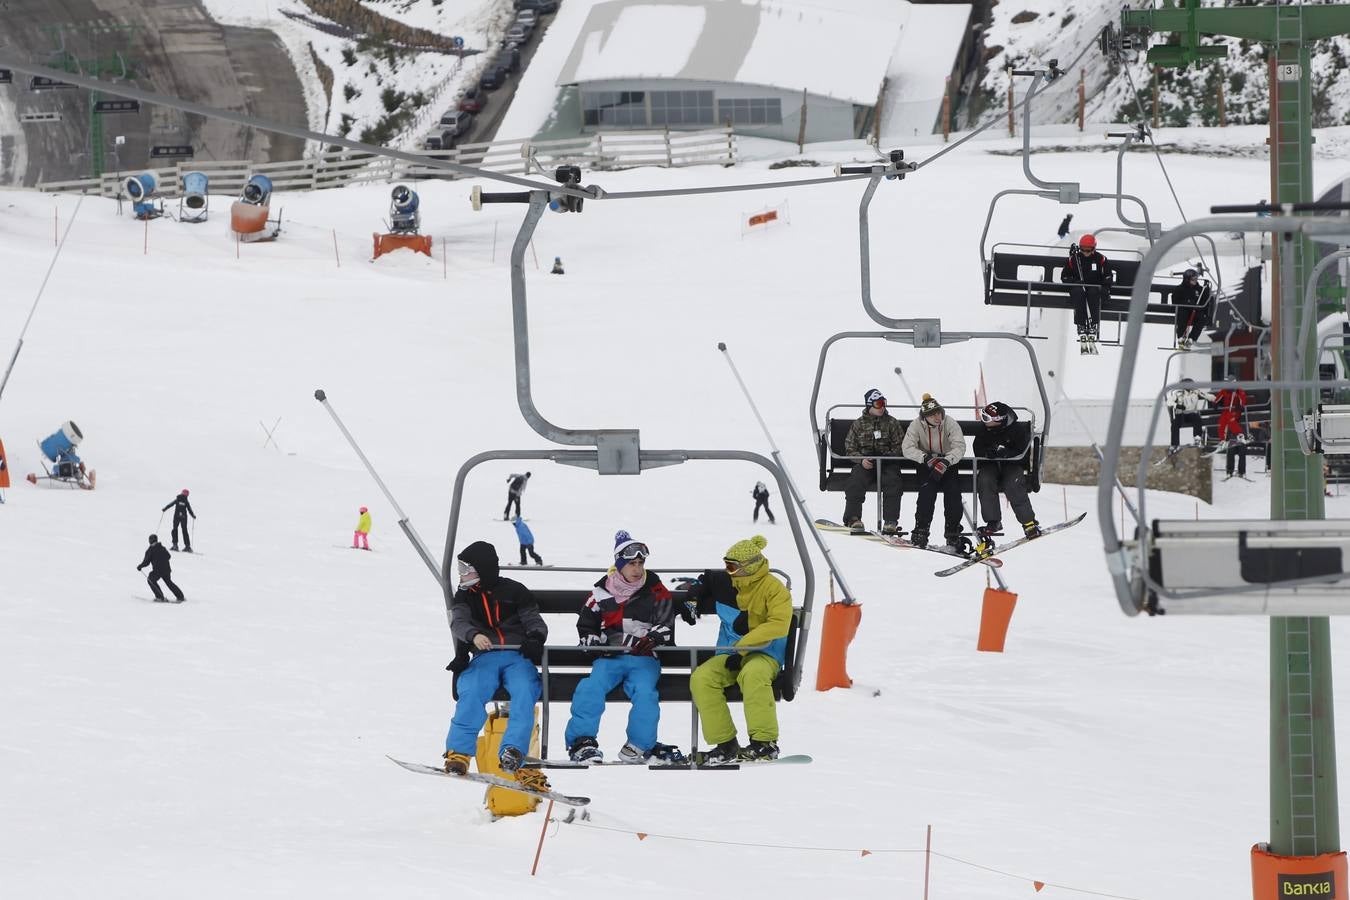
left=445, top=654, right=470, bottom=674
left=724, top=652, right=743, bottom=672
left=679, top=599, right=700, bottom=626
left=732, top=611, right=749, bottom=636
left=519, top=635, right=545, bottom=665
left=579, top=633, right=605, bottom=647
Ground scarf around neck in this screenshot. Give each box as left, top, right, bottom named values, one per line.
left=605, top=569, right=645, bottom=603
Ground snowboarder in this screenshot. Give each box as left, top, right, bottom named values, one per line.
left=688, top=535, right=791, bottom=766
left=841, top=388, right=905, bottom=535
left=902, top=393, right=968, bottom=552
left=353, top=506, right=371, bottom=550
left=1172, top=269, right=1212, bottom=349
left=1167, top=379, right=1216, bottom=452
left=137, top=534, right=185, bottom=602
left=1060, top=234, right=1113, bottom=353
left=1214, top=375, right=1249, bottom=445
left=162, top=489, right=196, bottom=552
left=564, top=531, right=685, bottom=764
left=442, top=540, right=550, bottom=794
left=551, top=256, right=564, bottom=275
left=971, top=402, right=1041, bottom=555
left=751, top=481, right=776, bottom=524
left=503, top=472, right=530, bottom=520
left=513, top=515, right=542, bottom=565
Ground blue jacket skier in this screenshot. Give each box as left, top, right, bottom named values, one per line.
left=512, top=516, right=542, bottom=566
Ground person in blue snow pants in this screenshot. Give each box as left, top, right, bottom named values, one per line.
left=441, top=540, right=548, bottom=779
left=512, top=516, right=543, bottom=566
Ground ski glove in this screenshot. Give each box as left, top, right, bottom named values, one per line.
left=445, top=653, right=470, bottom=674
left=731, top=611, right=750, bottom=636
left=679, top=600, right=700, bottom=626
left=926, top=457, right=948, bottom=476
left=724, top=652, right=743, bottom=673
left=630, top=635, right=658, bottom=657
left=520, top=635, right=545, bottom=665
left=579, top=633, right=606, bottom=647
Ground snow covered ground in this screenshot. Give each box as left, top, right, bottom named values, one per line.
left=4, top=136, right=1350, bottom=899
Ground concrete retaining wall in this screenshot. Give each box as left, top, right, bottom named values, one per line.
left=1042, top=446, right=1211, bottom=504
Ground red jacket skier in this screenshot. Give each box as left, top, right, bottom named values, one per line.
left=1214, top=379, right=1248, bottom=442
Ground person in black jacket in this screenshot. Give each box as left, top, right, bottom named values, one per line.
left=1171, top=269, right=1212, bottom=349
left=972, top=402, right=1041, bottom=555
left=137, top=534, right=185, bottom=602
left=751, top=481, right=776, bottom=524
left=162, top=489, right=196, bottom=552
left=503, top=472, right=530, bottom=520
left=442, top=540, right=549, bottom=790
left=1060, top=234, right=1113, bottom=343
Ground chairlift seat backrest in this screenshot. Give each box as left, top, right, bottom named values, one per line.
left=985, top=245, right=1194, bottom=325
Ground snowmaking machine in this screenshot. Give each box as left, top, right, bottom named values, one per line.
left=373, top=184, right=432, bottom=259
left=231, top=174, right=282, bottom=242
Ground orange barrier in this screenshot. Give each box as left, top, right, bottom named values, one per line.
left=1251, top=843, right=1346, bottom=899
left=816, top=601, right=861, bottom=690
left=976, top=587, right=1018, bottom=653
left=373, top=232, right=433, bottom=259
left=747, top=210, right=778, bottom=227
left=0, top=438, right=9, bottom=489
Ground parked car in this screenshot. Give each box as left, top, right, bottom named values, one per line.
left=458, top=85, right=485, bottom=113
left=440, top=110, right=474, bottom=137
left=495, top=46, right=521, bottom=72
left=516, top=9, right=539, bottom=27
left=479, top=65, right=507, bottom=91
left=517, top=0, right=558, bottom=12
left=423, top=134, right=444, bottom=151
left=504, top=23, right=530, bottom=44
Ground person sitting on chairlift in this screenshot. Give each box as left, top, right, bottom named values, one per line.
left=1172, top=269, right=1212, bottom=350
left=841, top=389, right=905, bottom=535
left=1060, top=234, right=1113, bottom=344
left=971, top=402, right=1041, bottom=556
left=1166, top=378, right=1216, bottom=453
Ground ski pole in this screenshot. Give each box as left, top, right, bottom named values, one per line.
left=157, top=509, right=166, bottom=533
left=314, top=389, right=445, bottom=590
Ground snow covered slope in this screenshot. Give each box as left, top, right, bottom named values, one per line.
left=4, top=137, right=1350, bottom=899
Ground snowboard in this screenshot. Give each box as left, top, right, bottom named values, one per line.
left=814, top=519, right=1001, bottom=569
left=527, top=753, right=812, bottom=771
left=667, top=753, right=814, bottom=771
left=387, top=756, right=589, bottom=806
left=136, top=595, right=185, bottom=604
left=933, top=513, right=1087, bottom=577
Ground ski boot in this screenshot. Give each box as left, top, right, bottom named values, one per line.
left=974, top=523, right=1002, bottom=557
left=945, top=530, right=973, bottom=557
left=1022, top=518, right=1042, bottom=539
left=697, top=739, right=741, bottom=767
left=568, top=737, right=603, bottom=764
left=648, top=743, right=687, bottom=765
left=499, top=746, right=525, bottom=773
left=909, top=527, right=929, bottom=549
left=881, top=521, right=902, bottom=537
left=737, top=740, right=780, bottom=762
left=514, top=767, right=552, bottom=794
left=443, top=750, right=470, bottom=775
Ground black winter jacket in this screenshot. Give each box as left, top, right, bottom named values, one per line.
left=138, top=544, right=173, bottom=576
left=576, top=571, right=675, bottom=652
left=162, top=495, right=195, bottom=519
left=1061, top=250, right=1113, bottom=286
left=450, top=541, right=547, bottom=654
left=1173, top=279, right=1210, bottom=310
left=972, top=403, right=1032, bottom=464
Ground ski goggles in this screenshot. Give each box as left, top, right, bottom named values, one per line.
left=723, top=554, right=763, bottom=575
left=616, top=542, right=650, bottom=563
left=456, top=559, right=480, bottom=586
left=979, top=405, right=1006, bottom=425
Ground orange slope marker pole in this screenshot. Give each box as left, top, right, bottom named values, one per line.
left=530, top=799, right=555, bottom=875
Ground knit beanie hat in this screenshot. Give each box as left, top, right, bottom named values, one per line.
left=723, top=534, right=768, bottom=578
left=613, top=530, right=648, bottom=567
left=919, top=393, right=943, bottom=418
left=863, top=388, right=885, bottom=407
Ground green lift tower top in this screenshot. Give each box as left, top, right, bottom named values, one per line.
left=1121, top=0, right=1350, bottom=867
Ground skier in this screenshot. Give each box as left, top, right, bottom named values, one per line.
left=564, top=531, right=686, bottom=764
left=503, top=472, right=530, bottom=520
left=1213, top=375, right=1249, bottom=447
left=1166, top=379, right=1215, bottom=452
left=1060, top=234, right=1113, bottom=353
left=688, top=535, right=791, bottom=766
left=751, top=481, right=776, bottom=524
left=1224, top=433, right=1251, bottom=480
left=841, top=388, right=906, bottom=535
left=353, top=506, right=371, bottom=550
left=513, top=515, right=542, bottom=565
left=551, top=256, right=564, bottom=275
left=162, top=489, right=196, bottom=552
left=1172, top=269, right=1212, bottom=350
left=971, top=402, right=1041, bottom=555
left=137, top=534, right=185, bottom=602
left=902, top=393, right=968, bottom=552
left=442, top=540, right=550, bottom=794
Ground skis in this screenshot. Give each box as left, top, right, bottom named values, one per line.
left=387, top=756, right=590, bottom=807
left=933, top=513, right=1087, bottom=577
left=136, top=595, right=185, bottom=604
left=814, top=519, right=1001, bottom=569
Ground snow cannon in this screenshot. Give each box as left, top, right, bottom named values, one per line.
left=373, top=183, right=432, bottom=259
left=179, top=170, right=209, bottom=224
left=39, top=420, right=82, bottom=462
left=124, top=171, right=162, bottom=220
left=231, top=174, right=280, bottom=242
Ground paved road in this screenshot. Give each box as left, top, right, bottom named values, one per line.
left=446, top=9, right=555, bottom=150
left=0, top=0, right=307, bottom=186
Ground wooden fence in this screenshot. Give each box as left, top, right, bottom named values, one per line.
left=35, top=128, right=738, bottom=197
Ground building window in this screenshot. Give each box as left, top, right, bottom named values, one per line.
left=651, top=90, right=714, bottom=126
left=716, top=97, right=783, bottom=127
left=582, top=91, right=647, bottom=127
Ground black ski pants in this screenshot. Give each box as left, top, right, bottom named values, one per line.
left=842, top=461, right=902, bottom=525
left=976, top=462, right=1036, bottom=529
left=519, top=543, right=543, bottom=565
left=913, top=465, right=964, bottom=539
left=1226, top=442, right=1247, bottom=477
left=147, top=571, right=185, bottom=602
left=172, top=514, right=191, bottom=550
left=1174, top=305, right=1210, bottom=342
left=753, top=496, right=775, bottom=523
left=1069, top=285, right=1104, bottom=332
left=1170, top=411, right=1204, bottom=448
left=503, top=492, right=522, bottom=520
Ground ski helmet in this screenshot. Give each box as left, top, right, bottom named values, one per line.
left=181, top=489, right=189, bottom=496
left=1079, top=234, right=1097, bottom=252
left=979, top=403, right=1007, bottom=427
left=1184, top=268, right=1198, bottom=279
left=148, top=534, right=159, bottom=544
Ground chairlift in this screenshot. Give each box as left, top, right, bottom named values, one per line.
left=445, top=175, right=817, bottom=757
left=1099, top=213, right=1350, bottom=616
